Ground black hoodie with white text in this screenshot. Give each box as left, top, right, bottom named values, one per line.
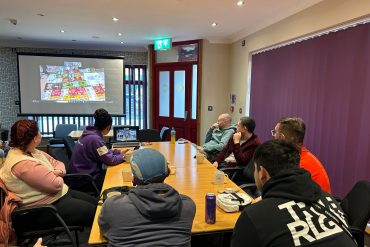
left=231, top=168, right=356, bottom=247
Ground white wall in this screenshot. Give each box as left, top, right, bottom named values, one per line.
left=229, top=0, right=370, bottom=121
left=199, top=40, right=231, bottom=144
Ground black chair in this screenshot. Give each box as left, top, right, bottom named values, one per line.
left=48, top=124, right=77, bottom=153
left=339, top=180, right=370, bottom=247
left=220, top=159, right=259, bottom=198
left=160, top=126, right=170, bottom=141
left=137, top=129, right=161, bottom=142
left=0, top=184, right=80, bottom=247
left=63, top=136, right=76, bottom=159
left=51, top=148, right=100, bottom=197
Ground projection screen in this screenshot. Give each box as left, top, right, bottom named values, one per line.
left=17, top=53, right=125, bottom=115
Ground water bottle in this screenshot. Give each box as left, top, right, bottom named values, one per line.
left=170, top=127, right=176, bottom=144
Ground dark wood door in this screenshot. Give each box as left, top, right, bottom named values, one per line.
left=153, top=63, right=197, bottom=142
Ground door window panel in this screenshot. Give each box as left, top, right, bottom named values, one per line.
left=174, top=70, right=185, bottom=118
left=159, top=71, right=170, bottom=117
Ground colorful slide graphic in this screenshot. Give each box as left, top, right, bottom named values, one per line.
left=40, top=62, right=106, bottom=102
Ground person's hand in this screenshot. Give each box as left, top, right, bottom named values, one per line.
left=211, top=123, right=219, bottom=129
left=233, top=132, right=242, bottom=144
left=197, top=146, right=204, bottom=153
left=33, top=238, right=46, bottom=247
left=120, top=148, right=131, bottom=155
left=53, top=169, right=64, bottom=177
left=213, top=161, right=219, bottom=168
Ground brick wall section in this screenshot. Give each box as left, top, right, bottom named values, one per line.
left=0, top=47, right=148, bottom=129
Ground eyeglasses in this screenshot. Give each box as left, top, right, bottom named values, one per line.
left=271, top=129, right=284, bottom=137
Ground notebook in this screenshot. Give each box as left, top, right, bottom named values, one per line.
left=111, top=126, right=140, bottom=148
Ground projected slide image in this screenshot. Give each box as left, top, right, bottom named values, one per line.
left=40, top=62, right=106, bottom=102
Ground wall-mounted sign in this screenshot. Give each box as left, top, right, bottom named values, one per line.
left=154, top=38, right=172, bottom=50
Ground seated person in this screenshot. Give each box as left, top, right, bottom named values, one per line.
left=196, top=113, right=235, bottom=162
left=70, top=108, right=131, bottom=190
left=231, top=140, right=356, bottom=247
left=0, top=120, right=96, bottom=229
left=99, top=148, right=196, bottom=247
left=213, top=116, right=261, bottom=168
left=271, top=117, right=331, bottom=193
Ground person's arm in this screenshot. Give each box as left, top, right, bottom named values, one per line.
left=98, top=146, right=125, bottom=166
left=89, top=137, right=125, bottom=166
left=204, top=127, right=214, bottom=143
left=203, top=129, right=234, bottom=152
left=40, top=150, right=66, bottom=176
left=231, top=210, right=262, bottom=247
left=12, top=160, right=64, bottom=194
left=232, top=142, right=257, bottom=166
left=214, top=137, right=233, bottom=163
left=98, top=197, right=113, bottom=237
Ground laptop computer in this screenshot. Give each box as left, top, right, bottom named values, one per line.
left=111, top=126, right=140, bottom=149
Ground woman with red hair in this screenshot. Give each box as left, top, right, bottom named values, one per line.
left=0, top=120, right=96, bottom=228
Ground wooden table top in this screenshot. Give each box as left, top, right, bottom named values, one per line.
left=88, top=141, right=252, bottom=245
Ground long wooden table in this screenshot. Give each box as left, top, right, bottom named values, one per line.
left=88, top=142, right=251, bottom=245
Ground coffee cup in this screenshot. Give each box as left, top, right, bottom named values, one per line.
left=122, top=167, right=132, bottom=182
left=196, top=152, right=205, bottom=164
left=214, top=170, right=228, bottom=185
left=125, top=151, right=133, bottom=162
left=169, top=165, right=176, bottom=175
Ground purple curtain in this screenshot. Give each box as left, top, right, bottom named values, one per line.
left=250, top=23, right=370, bottom=197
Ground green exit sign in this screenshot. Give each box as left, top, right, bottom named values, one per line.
left=154, top=38, right=172, bottom=50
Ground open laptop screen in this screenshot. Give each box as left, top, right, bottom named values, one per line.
left=113, top=126, right=139, bottom=142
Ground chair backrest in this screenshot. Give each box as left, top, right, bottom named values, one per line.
left=51, top=148, right=70, bottom=173
left=340, top=180, right=370, bottom=230
left=138, top=129, right=161, bottom=142
left=0, top=129, right=9, bottom=142
left=242, top=159, right=255, bottom=183
left=63, top=136, right=76, bottom=159
left=160, top=126, right=170, bottom=141
left=54, top=124, right=77, bottom=138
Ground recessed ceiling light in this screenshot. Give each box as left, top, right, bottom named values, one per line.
left=118, top=32, right=122, bottom=36
left=112, top=17, right=119, bottom=22
left=212, top=22, right=217, bottom=27
left=120, top=41, right=124, bottom=44
left=236, top=0, right=245, bottom=6
left=37, top=13, right=45, bottom=17
left=60, top=29, right=65, bottom=33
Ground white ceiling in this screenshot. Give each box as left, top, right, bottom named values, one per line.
left=0, top=0, right=323, bottom=51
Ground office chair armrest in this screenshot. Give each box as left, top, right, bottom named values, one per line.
left=64, top=173, right=100, bottom=196
left=12, top=204, right=78, bottom=247
left=239, top=183, right=260, bottom=199
left=220, top=166, right=244, bottom=181
left=13, top=204, right=57, bottom=215
left=239, top=183, right=257, bottom=190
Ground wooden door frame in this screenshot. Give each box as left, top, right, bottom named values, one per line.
left=149, top=39, right=202, bottom=143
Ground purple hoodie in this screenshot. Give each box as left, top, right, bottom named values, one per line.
left=69, top=126, right=124, bottom=179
